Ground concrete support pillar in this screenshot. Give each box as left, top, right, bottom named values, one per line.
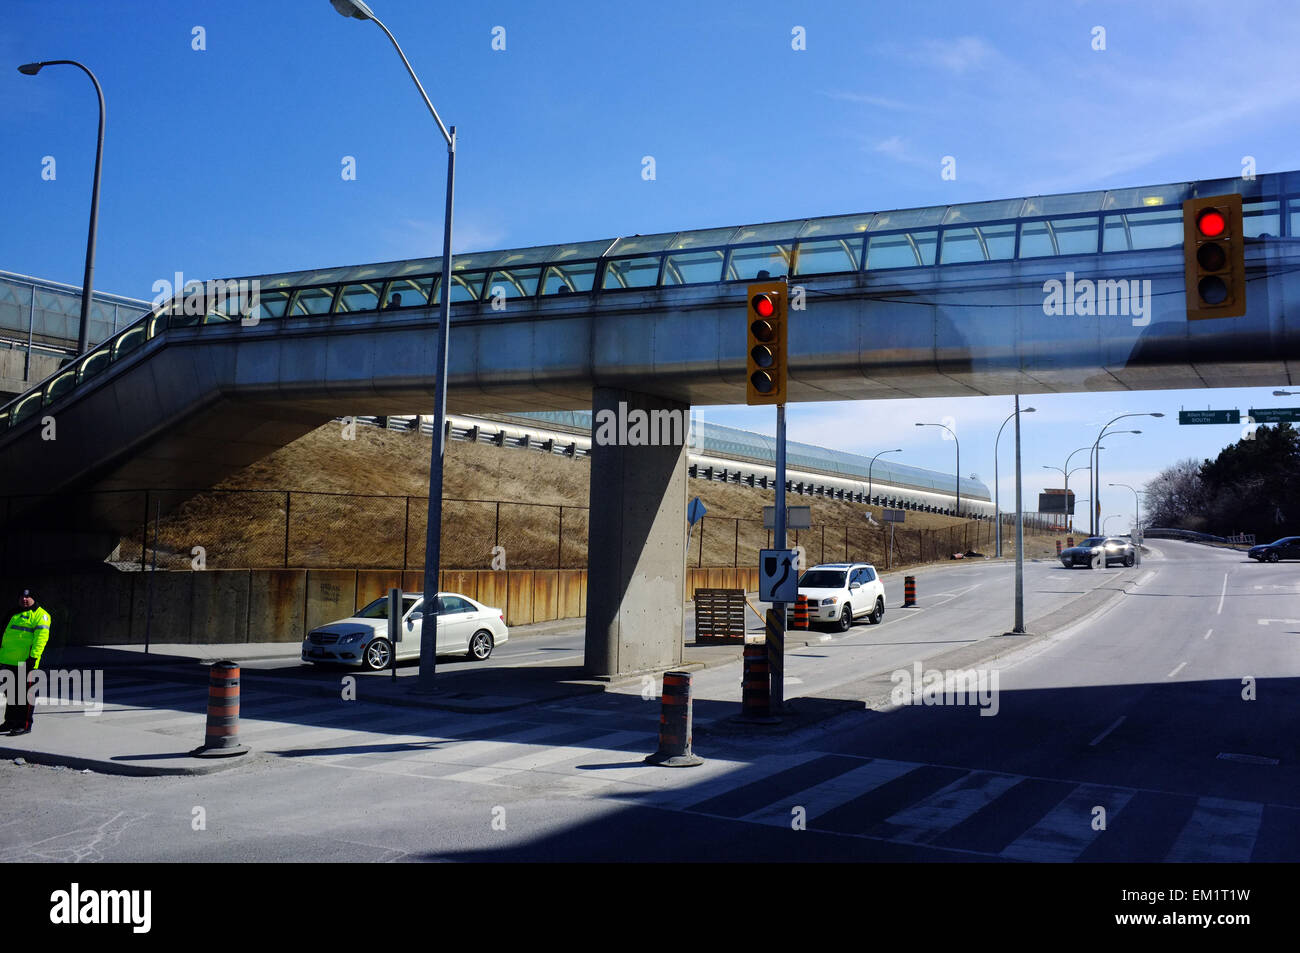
left=584, top=387, right=688, bottom=678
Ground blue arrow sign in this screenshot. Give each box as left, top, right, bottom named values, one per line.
left=688, top=497, right=707, bottom=526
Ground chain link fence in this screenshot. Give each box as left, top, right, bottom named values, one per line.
left=2, top=488, right=1061, bottom=574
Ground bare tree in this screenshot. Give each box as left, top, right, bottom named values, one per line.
left=1144, top=458, right=1206, bottom=529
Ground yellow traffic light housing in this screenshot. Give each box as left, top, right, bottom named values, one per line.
left=1183, top=193, right=1246, bottom=320
left=746, top=281, right=787, bottom=405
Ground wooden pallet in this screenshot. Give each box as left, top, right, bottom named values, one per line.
left=694, top=587, right=746, bottom=644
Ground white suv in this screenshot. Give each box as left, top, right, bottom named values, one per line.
left=789, top=563, right=886, bottom=631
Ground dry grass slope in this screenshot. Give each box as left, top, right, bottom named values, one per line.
left=125, top=422, right=1061, bottom=571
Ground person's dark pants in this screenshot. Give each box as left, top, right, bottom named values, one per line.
left=1, top=663, right=35, bottom=731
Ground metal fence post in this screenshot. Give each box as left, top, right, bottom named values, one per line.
left=284, top=491, right=290, bottom=568
left=403, top=496, right=410, bottom=570
left=557, top=505, right=563, bottom=569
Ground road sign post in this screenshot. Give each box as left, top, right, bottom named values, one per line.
left=387, top=587, right=402, bottom=681
left=882, top=508, right=904, bottom=571
left=773, top=404, right=787, bottom=710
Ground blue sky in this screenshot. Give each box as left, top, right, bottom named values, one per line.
left=5, top=0, right=1300, bottom=526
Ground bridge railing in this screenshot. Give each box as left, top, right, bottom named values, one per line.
left=3, top=174, right=1292, bottom=434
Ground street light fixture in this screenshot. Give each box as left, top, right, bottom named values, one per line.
left=1090, top=413, right=1163, bottom=534
left=18, top=59, right=105, bottom=356
left=332, top=0, right=456, bottom=690
left=1109, top=482, right=1144, bottom=563
left=1042, top=461, right=1089, bottom=532
left=916, top=421, right=961, bottom=517
left=867, top=449, right=902, bottom=503
left=1103, top=514, right=1124, bottom=535
left=994, top=405, right=1034, bottom=556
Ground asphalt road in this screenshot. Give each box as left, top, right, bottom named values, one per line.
left=3, top=540, right=1297, bottom=863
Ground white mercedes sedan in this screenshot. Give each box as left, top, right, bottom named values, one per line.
left=301, top=592, right=509, bottom=671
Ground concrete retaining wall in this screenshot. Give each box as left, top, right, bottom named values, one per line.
left=3, top=564, right=758, bottom=647
left=5, top=567, right=615, bottom=646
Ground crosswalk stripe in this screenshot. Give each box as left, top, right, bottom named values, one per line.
left=1164, top=797, right=1262, bottom=862
left=743, top=758, right=918, bottom=826
left=254, top=710, right=477, bottom=751
left=441, top=730, right=653, bottom=784
left=1000, top=783, right=1132, bottom=862
left=881, top=770, right=1024, bottom=843
left=322, top=723, right=563, bottom=775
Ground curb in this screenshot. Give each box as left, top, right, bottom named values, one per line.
left=1, top=745, right=265, bottom=777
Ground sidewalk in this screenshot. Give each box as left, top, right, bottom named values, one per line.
left=2, top=564, right=1116, bottom=776
left=2, top=610, right=837, bottom=776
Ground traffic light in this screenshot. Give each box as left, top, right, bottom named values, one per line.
left=746, top=280, right=787, bottom=405
left=1183, top=193, right=1246, bottom=320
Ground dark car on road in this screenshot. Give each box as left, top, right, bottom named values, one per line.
left=1248, top=536, right=1300, bottom=562
left=1059, top=536, right=1136, bottom=569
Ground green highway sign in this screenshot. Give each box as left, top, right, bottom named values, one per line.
left=1248, top=407, right=1300, bottom=423
left=1178, top=409, right=1240, bottom=425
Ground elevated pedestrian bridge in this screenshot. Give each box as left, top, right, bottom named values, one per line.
left=3, top=170, right=1298, bottom=507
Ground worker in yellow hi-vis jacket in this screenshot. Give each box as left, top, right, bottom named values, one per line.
left=1, top=588, right=51, bottom=735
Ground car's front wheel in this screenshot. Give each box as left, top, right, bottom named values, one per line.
left=837, top=606, right=853, bottom=632
left=363, top=638, right=392, bottom=671
left=1124, top=553, right=1135, bottom=567
left=1268, top=551, right=1280, bottom=563
left=867, top=597, right=884, bottom=625
left=468, top=630, right=495, bottom=660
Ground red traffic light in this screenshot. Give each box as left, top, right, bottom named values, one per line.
left=1197, top=208, right=1227, bottom=238
left=751, top=293, right=776, bottom=318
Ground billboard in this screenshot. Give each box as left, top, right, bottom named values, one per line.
left=1038, top=488, right=1075, bottom=514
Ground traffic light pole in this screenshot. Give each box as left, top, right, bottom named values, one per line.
left=771, top=403, right=787, bottom=711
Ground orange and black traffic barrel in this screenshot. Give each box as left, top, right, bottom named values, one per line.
left=644, top=671, right=703, bottom=767
left=903, top=575, right=917, bottom=607
left=792, top=594, right=809, bottom=630
left=191, top=661, right=250, bottom=758
left=741, top=644, right=770, bottom=719
left=1056, top=539, right=1062, bottom=555
left=1067, top=536, right=1075, bottom=548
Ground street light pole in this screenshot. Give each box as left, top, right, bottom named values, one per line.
left=1109, top=482, right=1143, bottom=563
left=1090, top=413, right=1164, bottom=535
left=18, top=60, right=104, bottom=356
left=995, top=405, right=1035, bottom=557
left=1044, top=461, right=1092, bottom=534
left=1012, top=394, right=1026, bottom=633
left=867, top=448, right=902, bottom=503
left=916, top=421, right=961, bottom=518
left=332, top=0, right=456, bottom=690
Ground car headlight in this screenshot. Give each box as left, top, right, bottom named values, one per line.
left=821, top=597, right=837, bottom=606
left=341, top=633, right=364, bottom=644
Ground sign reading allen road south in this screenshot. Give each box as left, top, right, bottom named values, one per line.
left=1178, top=410, right=1241, bottom=425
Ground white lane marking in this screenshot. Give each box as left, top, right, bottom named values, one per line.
left=1167, top=661, right=1188, bottom=679
left=1217, top=573, right=1228, bottom=615
left=1217, top=752, right=1280, bottom=766
left=1257, top=619, right=1300, bottom=626
left=1137, top=570, right=1156, bottom=586
left=1204, top=628, right=1213, bottom=640
left=1089, top=716, right=1126, bottom=747
left=1164, top=797, right=1263, bottom=863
